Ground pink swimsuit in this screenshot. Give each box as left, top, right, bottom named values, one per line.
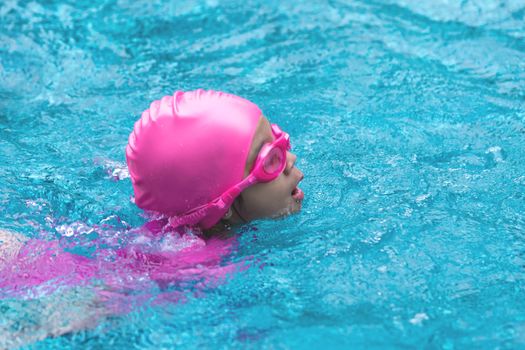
left=0, top=219, right=241, bottom=302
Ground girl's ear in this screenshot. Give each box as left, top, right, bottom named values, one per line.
left=222, top=207, right=233, bottom=220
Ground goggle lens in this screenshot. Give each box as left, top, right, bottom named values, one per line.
left=263, top=147, right=284, bottom=175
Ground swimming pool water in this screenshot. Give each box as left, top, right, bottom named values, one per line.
left=1, top=0, right=525, bottom=348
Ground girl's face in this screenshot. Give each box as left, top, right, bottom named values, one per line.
left=232, top=116, right=304, bottom=222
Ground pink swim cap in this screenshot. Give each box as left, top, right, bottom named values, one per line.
left=126, top=90, right=261, bottom=229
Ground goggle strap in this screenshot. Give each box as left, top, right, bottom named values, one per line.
left=220, top=176, right=257, bottom=204
left=168, top=205, right=209, bottom=228
left=168, top=175, right=259, bottom=229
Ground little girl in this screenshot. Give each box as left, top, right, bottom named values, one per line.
left=126, top=89, right=305, bottom=234
left=0, top=89, right=305, bottom=344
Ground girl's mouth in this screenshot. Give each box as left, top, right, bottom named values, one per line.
left=291, top=186, right=304, bottom=201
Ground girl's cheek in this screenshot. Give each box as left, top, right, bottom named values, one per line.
left=244, top=176, right=291, bottom=217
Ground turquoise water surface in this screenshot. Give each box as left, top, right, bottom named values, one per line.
left=1, top=0, right=525, bottom=348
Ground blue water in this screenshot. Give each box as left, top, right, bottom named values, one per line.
left=1, top=0, right=525, bottom=348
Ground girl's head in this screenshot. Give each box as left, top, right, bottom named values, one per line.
left=126, top=90, right=304, bottom=231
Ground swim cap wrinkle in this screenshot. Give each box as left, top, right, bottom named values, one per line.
left=126, top=90, right=261, bottom=229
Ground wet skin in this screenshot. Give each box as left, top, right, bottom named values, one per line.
left=218, top=115, right=304, bottom=228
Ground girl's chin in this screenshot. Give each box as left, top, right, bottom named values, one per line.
left=269, top=202, right=303, bottom=219
left=291, top=194, right=304, bottom=213
left=292, top=201, right=302, bottom=214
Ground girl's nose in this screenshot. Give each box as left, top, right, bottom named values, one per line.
left=283, top=152, right=297, bottom=176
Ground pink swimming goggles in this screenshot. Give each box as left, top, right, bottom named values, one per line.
left=169, top=124, right=290, bottom=228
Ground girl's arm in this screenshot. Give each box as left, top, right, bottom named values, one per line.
left=0, top=228, right=28, bottom=269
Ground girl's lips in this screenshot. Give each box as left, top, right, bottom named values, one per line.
left=292, top=186, right=304, bottom=201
